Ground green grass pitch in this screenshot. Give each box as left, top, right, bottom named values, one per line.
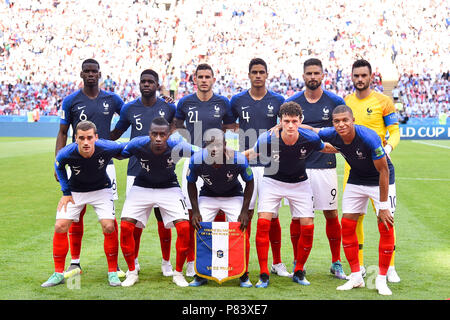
left=0, top=137, right=448, bottom=300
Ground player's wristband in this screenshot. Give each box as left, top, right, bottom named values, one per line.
left=379, top=201, right=389, bottom=210
left=384, top=144, right=393, bottom=155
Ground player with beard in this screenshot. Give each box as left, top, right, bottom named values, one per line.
left=110, top=69, right=177, bottom=277
left=285, top=58, right=346, bottom=279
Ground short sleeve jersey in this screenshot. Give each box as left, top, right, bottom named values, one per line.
left=230, top=90, right=285, bottom=165
left=186, top=149, right=253, bottom=197
left=286, top=90, right=345, bottom=169
left=319, top=125, right=395, bottom=186
left=113, top=97, right=176, bottom=175
left=60, top=89, right=124, bottom=140
left=121, top=134, right=197, bottom=189
left=254, top=129, right=325, bottom=183
left=55, top=139, right=125, bottom=195
left=175, top=93, right=235, bottom=147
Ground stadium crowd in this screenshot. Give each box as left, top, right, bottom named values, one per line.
left=0, top=0, right=448, bottom=118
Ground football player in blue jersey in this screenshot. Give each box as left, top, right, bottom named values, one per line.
left=311, top=105, right=396, bottom=295
left=173, top=63, right=236, bottom=277
left=54, top=59, right=125, bottom=277
left=245, top=102, right=336, bottom=288
left=229, top=58, right=290, bottom=278
left=119, top=117, right=196, bottom=288
left=286, top=58, right=347, bottom=279
left=187, top=128, right=254, bottom=287
left=110, top=69, right=177, bottom=277
left=42, top=121, right=125, bottom=288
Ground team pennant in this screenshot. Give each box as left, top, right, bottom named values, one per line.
left=194, top=222, right=246, bottom=284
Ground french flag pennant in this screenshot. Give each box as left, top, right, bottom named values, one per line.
left=195, top=221, right=246, bottom=284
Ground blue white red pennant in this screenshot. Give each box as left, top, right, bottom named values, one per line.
left=195, top=221, right=246, bottom=284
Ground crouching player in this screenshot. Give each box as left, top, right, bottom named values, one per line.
left=315, top=105, right=396, bottom=295
left=119, top=117, right=196, bottom=287
left=188, top=128, right=254, bottom=288
left=42, top=120, right=125, bottom=287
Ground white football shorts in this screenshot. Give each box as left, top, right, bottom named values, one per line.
left=342, top=183, right=396, bottom=216
left=198, top=196, right=244, bottom=222
left=56, top=188, right=115, bottom=222
left=258, top=177, right=314, bottom=219
left=121, top=186, right=189, bottom=228
left=306, top=168, right=338, bottom=211
left=238, top=166, right=264, bottom=210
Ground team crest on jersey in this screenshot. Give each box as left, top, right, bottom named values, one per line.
left=103, top=102, right=110, bottom=115
left=201, top=174, right=213, bottom=185
left=267, top=103, right=275, bottom=117
left=98, top=157, right=106, bottom=169
left=213, top=105, right=221, bottom=118
left=299, top=147, right=308, bottom=159
left=166, top=157, right=174, bottom=168
left=366, top=107, right=373, bottom=115
left=322, top=107, right=330, bottom=120
left=356, top=148, right=366, bottom=160
left=159, top=109, right=165, bottom=117
left=226, top=171, right=234, bottom=182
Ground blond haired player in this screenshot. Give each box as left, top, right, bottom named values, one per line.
left=344, top=59, right=400, bottom=282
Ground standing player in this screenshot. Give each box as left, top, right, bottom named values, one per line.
left=187, top=128, right=254, bottom=287
left=316, top=105, right=396, bottom=295
left=345, top=59, right=400, bottom=282
left=286, top=58, right=346, bottom=279
left=110, top=69, right=176, bottom=277
left=119, top=118, right=195, bottom=288
left=42, top=121, right=124, bottom=287
left=55, top=59, right=124, bottom=277
left=230, top=58, right=290, bottom=278
left=245, top=102, right=336, bottom=288
left=173, top=63, right=236, bottom=277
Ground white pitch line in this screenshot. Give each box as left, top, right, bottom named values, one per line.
left=412, top=140, right=450, bottom=149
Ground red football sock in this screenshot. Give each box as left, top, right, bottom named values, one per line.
left=378, top=222, right=395, bottom=276
left=53, top=232, right=69, bottom=273
left=104, top=230, right=118, bottom=273
left=294, top=224, right=314, bottom=272
left=174, top=221, right=190, bottom=272
left=270, top=217, right=282, bottom=264
left=214, top=211, right=226, bottom=222
left=341, top=218, right=360, bottom=273
left=120, top=221, right=136, bottom=272
left=326, top=216, right=342, bottom=263
left=68, top=205, right=86, bottom=260
left=245, top=217, right=252, bottom=273
left=255, top=218, right=271, bottom=275
left=290, top=219, right=301, bottom=261
left=187, top=210, right=195, bottom=262
left=158, top=221, right=172, bottom=261
left=133, top=226, right=143, bottom=259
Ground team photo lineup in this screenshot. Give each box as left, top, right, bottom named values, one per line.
left=43, top=56, right=400, bottom=296
left=1, top=0, right=448, bottom=302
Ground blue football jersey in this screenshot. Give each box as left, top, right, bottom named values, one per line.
left=186, top=149, right=253, bottom=197
left=319, top=125, right=395, bottom=186
left=230, top=90, right=285, bottom=166
left=60, top=89, right=124, bottom=141
left=55, top=139, right=125, bottom=195
left=175, top=93, right=235, bottom=147
left=113, top=97, right=176, bottom=176
left=254, top=129, right=325, bottom=183
left=286, top=90, right=345, bottom=169
left=121, top=134, right=197, bottom=189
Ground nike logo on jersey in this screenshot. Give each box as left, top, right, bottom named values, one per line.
left=134, top=114, right=142, bottom=118
left=241, top=106, right=250, bottom=110
left=189, top=106, right=197, bottom=110
left=78, top=106, right=86, bottom=110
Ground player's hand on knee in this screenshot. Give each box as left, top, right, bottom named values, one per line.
left=58, top=195, right=74, bottom=212
left=378, top=209, right=394, bottom=230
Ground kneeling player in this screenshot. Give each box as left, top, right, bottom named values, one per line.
left=119, top=118, right=195, bottom=287
left=316, top=105, right=396, bottom=295
left=42, top=121, right=124, bottom=288
left=188, top=128, right=254, bottom=288
left=245, top=101, right=336, bottom=288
